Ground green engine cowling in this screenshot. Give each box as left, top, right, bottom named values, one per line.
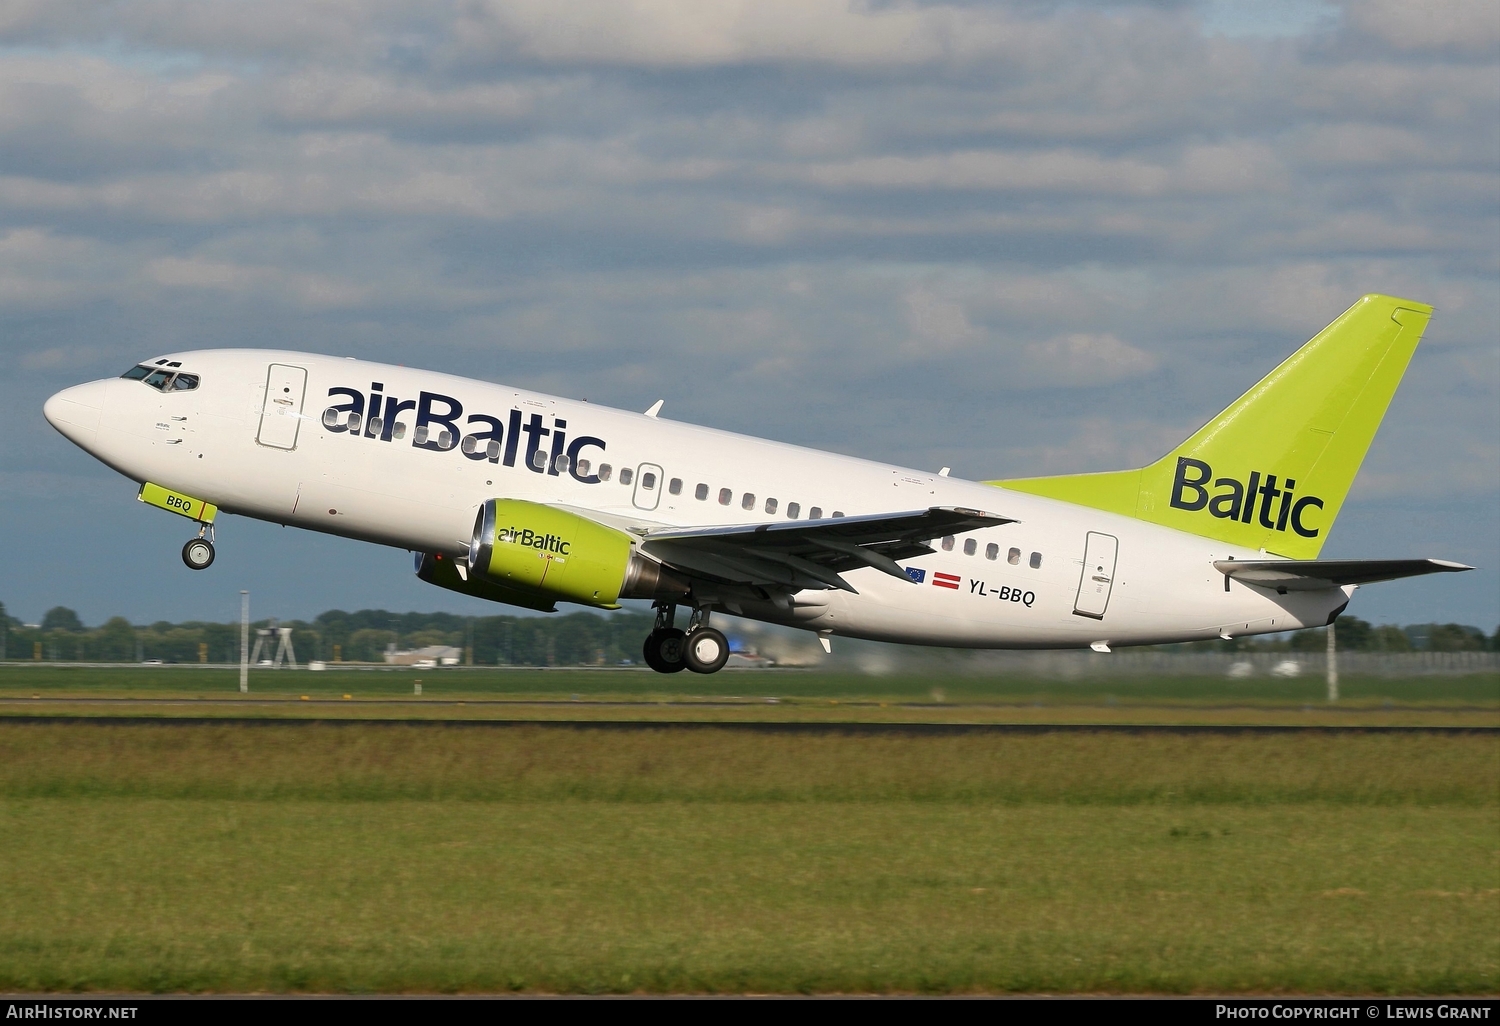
left=467, top=498, right=689, bottom=609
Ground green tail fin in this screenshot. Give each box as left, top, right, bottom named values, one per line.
left=992, top=294, right=1432, bottom=558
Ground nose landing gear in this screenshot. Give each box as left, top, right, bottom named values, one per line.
left=181, top=524, right=215, bottom=570
left=643, top=603, right=730, bottom=675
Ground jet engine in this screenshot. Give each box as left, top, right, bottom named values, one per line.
left=466, top=498, right=689, bottom=609
left=415, top=550, right=560, bottom=612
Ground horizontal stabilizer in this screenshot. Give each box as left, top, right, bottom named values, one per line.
left=1214, top=558, right=1472, bottom=592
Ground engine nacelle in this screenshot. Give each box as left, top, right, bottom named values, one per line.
left=468, top=498, right=689, bottom=609
left=415, top=550, right=559, bottom=612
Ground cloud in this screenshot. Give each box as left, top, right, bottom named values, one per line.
left=454, top=0, right=967, bottom=68
left=1345, top=0, right=1500, bottom=55
left=1016, top=332, right=1159, bottom=386
left=19, top=346, right=102, bottom=371
left=902, top=288, right=981, bottom=353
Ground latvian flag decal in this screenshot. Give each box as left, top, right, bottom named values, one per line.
left=932, top=572, right=961, bottom=590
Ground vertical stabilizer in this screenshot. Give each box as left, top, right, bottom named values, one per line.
left=992, top=294, right=1432, bottom=558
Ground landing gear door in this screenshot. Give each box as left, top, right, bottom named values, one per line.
left=257, top=364, right=308, bottom=450
left=1073, top=531, right=1118, bottom=620
left=633, top=463, right=664, bottom=511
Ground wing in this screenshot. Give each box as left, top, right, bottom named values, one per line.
left=642, top=506, right=1015, bottom=594
left=1214, top=557, right=1473, bottom=592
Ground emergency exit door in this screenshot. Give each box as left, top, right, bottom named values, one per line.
left=1073, top=531, right=1119, bottom=620
left=256, top=364, right=308, bottom=450
left=633, top=463, right=664, bottom=511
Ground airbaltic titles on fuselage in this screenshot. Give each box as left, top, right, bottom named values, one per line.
left=322, top=383, right=606, bottom=484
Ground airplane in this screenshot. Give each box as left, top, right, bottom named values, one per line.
left=42, top=293, right=1471, bottom=674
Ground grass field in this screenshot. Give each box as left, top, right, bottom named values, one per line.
left=1, top=664, right=1496, bottom=726
left=0, top=719, right=1495, bottom=994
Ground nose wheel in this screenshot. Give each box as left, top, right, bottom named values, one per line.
left=182, top=526, right=216, bottom=571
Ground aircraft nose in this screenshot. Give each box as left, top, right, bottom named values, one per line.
left=44, top=379, right=110, bottom=448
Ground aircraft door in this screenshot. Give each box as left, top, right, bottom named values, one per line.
left=257, top=364, right=308, bottom=450
left=633, top=463, right=664, bottom=511
left=1073, top=531, right=1118, bottom=620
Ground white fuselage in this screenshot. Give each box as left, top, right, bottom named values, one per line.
left=45, top=350, right=1349, bottom=648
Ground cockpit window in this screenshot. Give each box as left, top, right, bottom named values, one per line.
left=123, top=363, right=199, bottom=392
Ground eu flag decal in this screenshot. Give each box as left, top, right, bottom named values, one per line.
left=905, top=567, right=926, bottom=584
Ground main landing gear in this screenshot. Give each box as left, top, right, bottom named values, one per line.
left=181, top=524, right=215, bottom=571
left=643, top=603, right=729, bottom=675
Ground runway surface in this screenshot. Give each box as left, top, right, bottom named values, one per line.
left=0, top=714, right=1492, bottom=734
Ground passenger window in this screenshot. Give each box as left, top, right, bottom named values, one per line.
left=120, top=365, right=152, bottom=380
left=963, top=538, right=977, bottom=556
left=414, top=425, right=429, bottom=444
left=832, top=511, right=844, bottom=518
left=598, top=463, right=613, bottom=481
left=741, top=493, right=755, bottom=510
left=809, top=507, right=822, bottom=520
left=985, top=543, right=998, bottom=560
left=488, top=440, right=503, bottom=461
left=669, top=478, right=682, bottom=495
left=461, top=435, right=479, bottom=455
left=576, top=458, right=590, bottom=477
left=941, top=536, right=954, bottom=551
left=786, top=502, right=800, bottom=519
left=144, top=370, right=173, bottom=391
left=369, top=416, right=385, bottom=437
left=718, top=488, right=732, bottom=505
left=530, top=449, right=547, bottom=469
left=695, top=483, right=709, bottom=501
left=765, top=498, right=778, bottom=514
left=1030, top=551, right=1042, bottom=569
left=641, top=471, right=656, bottom=490
left=1008, top=547, right=1021, bottom=565
left=346, top=412, right=362, bottom=434
left=171, top=374, right=199, bottom=391
left=393, top=422, right=406, bottom=439
left=620, top=467, right=634, bottom=485
left=555, top=454, right=571, bottom=474
left=322, top=408, right=339, bottom=428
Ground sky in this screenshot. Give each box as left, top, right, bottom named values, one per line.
left=1, top=0, right=1496, bottom=631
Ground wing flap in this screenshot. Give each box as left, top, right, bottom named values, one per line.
left=642, top=506, right=1015, bottom=592
left=1215, top=557, right=1472, bottom=591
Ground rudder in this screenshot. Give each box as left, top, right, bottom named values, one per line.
left=993, top=294, right=1432, bottom=558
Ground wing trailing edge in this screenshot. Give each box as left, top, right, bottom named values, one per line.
left=642, top=506, right=1015, bottom=593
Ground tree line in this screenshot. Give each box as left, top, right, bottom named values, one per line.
left=1178, top=617, right=1498, bottom=654
left=0, top=601, right=1495, bottom=665
left=0, top=602, right=660, bottom=666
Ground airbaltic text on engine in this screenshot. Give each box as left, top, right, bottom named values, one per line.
left=500, top=528, right=570, bottom=554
